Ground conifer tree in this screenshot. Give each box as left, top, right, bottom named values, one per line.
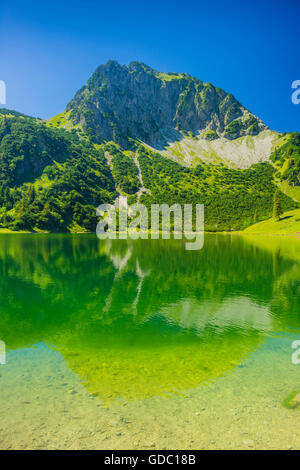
left=273, top=190, right=283, bottom=221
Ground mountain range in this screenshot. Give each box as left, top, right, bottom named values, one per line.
left=0, top=60, right=299, bottom=232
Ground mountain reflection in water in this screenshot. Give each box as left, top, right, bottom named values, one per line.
left=0, top=234, right=299, bottom=402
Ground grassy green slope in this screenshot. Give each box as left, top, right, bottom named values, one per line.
left=244, top=209, right=300, bottom=235
left=136, top=145, right=297, bottom=231
left=270, top=132, right=300, bottom=204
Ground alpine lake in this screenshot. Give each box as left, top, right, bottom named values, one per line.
left=0, top=233, right=299, bottom=449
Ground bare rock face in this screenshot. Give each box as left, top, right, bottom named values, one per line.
left=66, top=60, right=267, bottom=148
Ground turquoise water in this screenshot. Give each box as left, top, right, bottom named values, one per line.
left=0, top=234, right=299, bottom=449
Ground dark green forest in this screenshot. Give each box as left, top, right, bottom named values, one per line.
left=103, top=142, right=140, bottom=194
left=136, top=145, right=296, bottom=231
left=0, top=112, right=116, bottom=231
left=271, top=132, right=300, bottom=186
left=0, top=109, right=298, bottom=232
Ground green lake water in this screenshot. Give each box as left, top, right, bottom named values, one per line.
left=0, top=233, right=300, bottom=449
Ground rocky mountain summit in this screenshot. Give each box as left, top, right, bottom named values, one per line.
left=0, top=61, right=298, bottom=234
left=65, top=60, right=267, bottom=148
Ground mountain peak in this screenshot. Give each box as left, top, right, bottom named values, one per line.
left=128, top=61, right=154, bottom=71
left=65, top=61, right=267, bottom=148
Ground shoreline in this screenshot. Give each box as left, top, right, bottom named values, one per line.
left=0, top=228, right=299, bottom=237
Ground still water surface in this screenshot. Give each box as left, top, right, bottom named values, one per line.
left=0, top=234, right=299, bottom=449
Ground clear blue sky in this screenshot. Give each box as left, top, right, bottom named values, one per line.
left=1, top=0, right=299, bottom=132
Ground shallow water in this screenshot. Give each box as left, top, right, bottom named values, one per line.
left=0, top=234, right=300, bottom=449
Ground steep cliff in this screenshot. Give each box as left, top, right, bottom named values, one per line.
left=64, top=60, right=266, bottom=148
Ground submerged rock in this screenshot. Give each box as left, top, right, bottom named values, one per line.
left=282, top=390, right=300, bottom=409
